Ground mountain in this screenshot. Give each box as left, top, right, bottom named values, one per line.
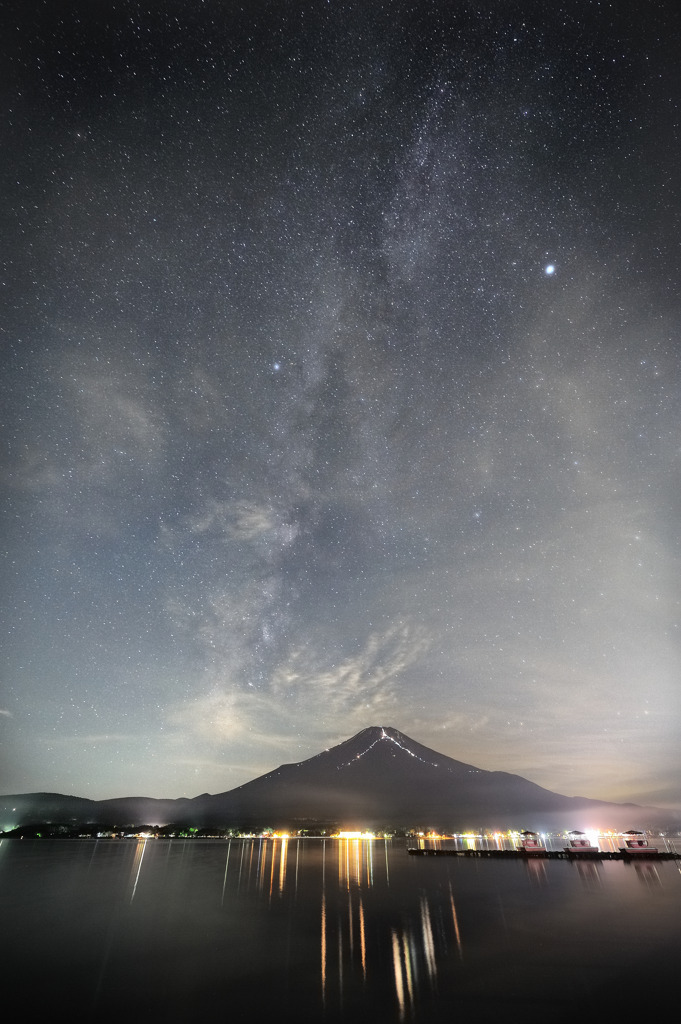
left=0, top=726, right=671, bottom=831
left=189, top=726, right=664, bottom=830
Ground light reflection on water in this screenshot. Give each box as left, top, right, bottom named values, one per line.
left=320, top=838, right=451, bottom=1016
left=1, top=837, right=680, bottom=1022
left=128, top=836, right=148, bottom=902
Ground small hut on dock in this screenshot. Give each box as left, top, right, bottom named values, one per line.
left=564, top=830, right=600, bottom=854
left=517, top=830, right=545, bottom=855
left=619, top=830, right=658, bottom=855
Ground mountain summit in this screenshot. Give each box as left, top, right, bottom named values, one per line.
left=0, top=726, right=665, bottom=830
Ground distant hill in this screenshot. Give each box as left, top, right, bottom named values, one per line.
left=0, top=726, right=672, bottom=831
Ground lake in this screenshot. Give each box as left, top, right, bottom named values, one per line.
left=1, top=837, right=679, bottom=1021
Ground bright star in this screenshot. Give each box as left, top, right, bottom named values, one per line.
left=544, top=264, right=555, bottom=275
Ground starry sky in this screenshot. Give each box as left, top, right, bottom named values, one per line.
left=2, top=0, right=680, bottom=809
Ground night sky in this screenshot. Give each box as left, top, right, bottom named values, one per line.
left=2, top=1, right=680, bottom=809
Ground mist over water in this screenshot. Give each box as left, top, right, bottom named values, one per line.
left=2, top=838, right=680, bottom=1021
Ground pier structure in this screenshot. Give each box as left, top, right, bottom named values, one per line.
left=407, top=848, right=679, bottom=860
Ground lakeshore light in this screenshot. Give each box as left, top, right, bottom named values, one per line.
left=337, top=831, right=375, bottom=839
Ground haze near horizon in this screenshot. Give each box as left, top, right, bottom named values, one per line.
left=2, top=2, right=680, bottom=811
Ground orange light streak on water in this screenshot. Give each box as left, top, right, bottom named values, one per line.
left=337, top=837, right=375, bottom=890
left=391, top=929, right=405, bottom=1020
left=267, top=841, right=277, bottom=901
left=320, top=890, right=327, bottom=1008
left=294, top=841, right=300, bottom=895
left=278, top=838, right=288, bottom=894
left=391, top=926, right=418, bottom=1020
left=359, top=896, right=366, bottom=979
left=338, top=921, right=344, bottom=1003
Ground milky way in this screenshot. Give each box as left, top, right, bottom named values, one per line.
left=2, top=1, right=680, bottom=808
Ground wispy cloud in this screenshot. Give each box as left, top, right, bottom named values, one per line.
left=271, top=624, right=430, bottom=724
left=166, top=622, right=430, bottom=757
left=167, top=688, right=275, bottom=746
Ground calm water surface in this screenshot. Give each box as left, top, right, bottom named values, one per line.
left=1, top=837, right=680, bottom=1021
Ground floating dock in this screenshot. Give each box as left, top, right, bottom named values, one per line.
left=407, top=848, right=680, bottom=860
